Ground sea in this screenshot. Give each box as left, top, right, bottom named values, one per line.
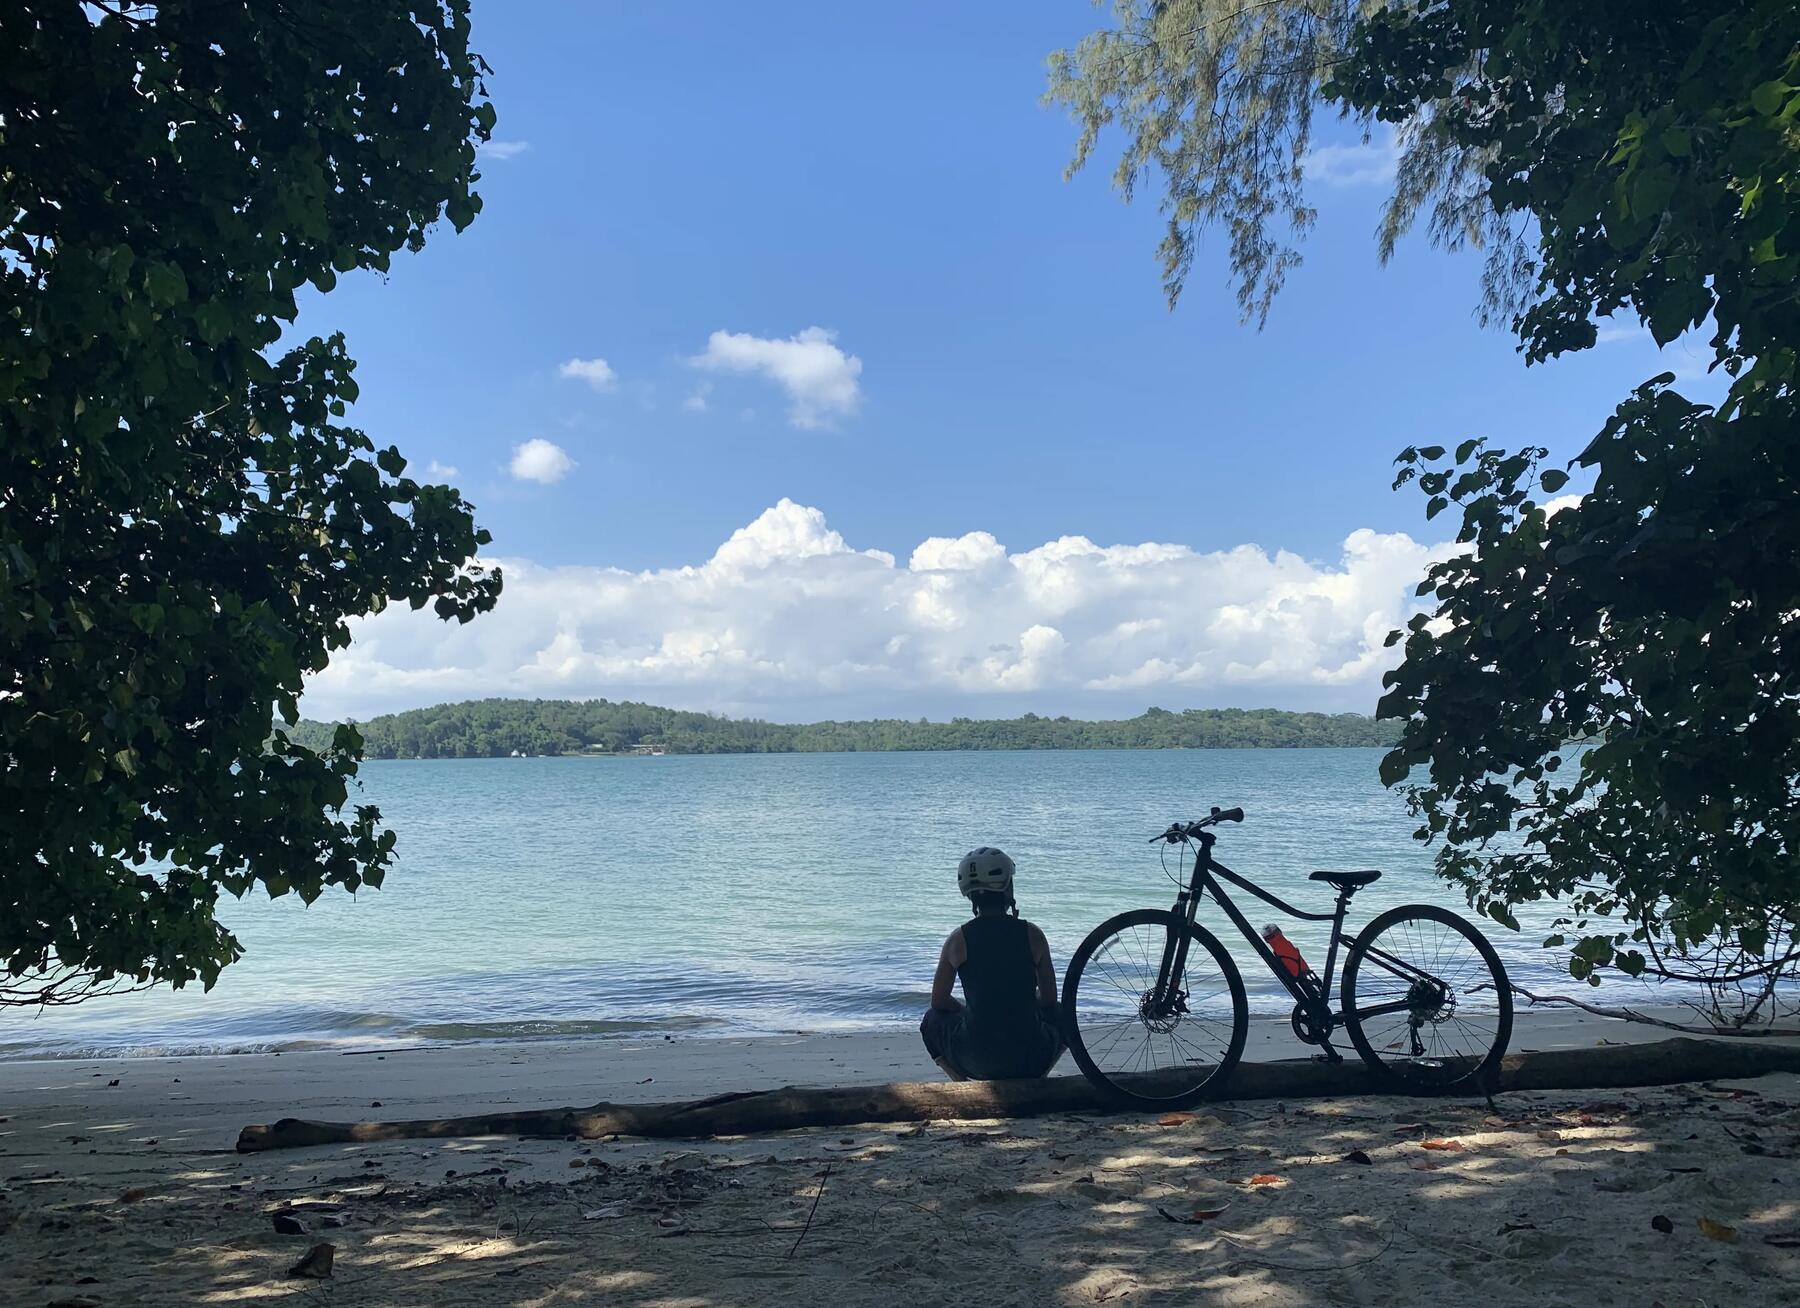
left=2, top=749, right=1608, bottom=1060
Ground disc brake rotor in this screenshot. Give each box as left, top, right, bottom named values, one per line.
left=1139, top=989, right=1187, bottom=1035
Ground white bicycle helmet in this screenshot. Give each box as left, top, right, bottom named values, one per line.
left=957, top=846, right=1016, bottom=900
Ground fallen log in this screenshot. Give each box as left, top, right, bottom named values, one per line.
left=236, top=1036, right=1800, bottom=1153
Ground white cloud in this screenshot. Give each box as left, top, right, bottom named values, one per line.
left=557, top=357, right=617, bottom=391
left=303, top=500, right=1452, bottom=720
left=508, top=438, right=575, bottom=484
left=478, top=140, right=531, bottom=161
left=1544, top=493, right=1584, bottom=517
left=426, top=460, right=459, bottom=480
left=692, top=327, right=862, bottom=429
left=682, top=382, right=712, bottom=413
left=1303, top=128, right=1400, bottom=187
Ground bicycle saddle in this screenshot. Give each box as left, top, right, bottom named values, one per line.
left=1309, top=869, right=1382, bottom=888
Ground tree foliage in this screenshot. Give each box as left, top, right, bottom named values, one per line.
left=289, top=699, right=1402, bottom=759
left=1355, top=0, right=1800, bottom=1014
left=1053, top=0, right=1800, bottom=1018
left=1045, top=0, right=1531, bottom=323
left=1, top=2, right=502, bottom=1003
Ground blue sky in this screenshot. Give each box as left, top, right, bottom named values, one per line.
left=299, top=1, right=1720, bottom=724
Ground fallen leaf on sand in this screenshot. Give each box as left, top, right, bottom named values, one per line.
left=288, top=1242, right=334, bottom=1279
left=1761, top=1233, right=1800, bottom=1248
left=1651, top=1215, right=1674, bottom=1234
left=1391, top=1123, right=1427, bottom=1134
left=46, top=1297, right=101, bottom=1308
left=1157, top=1113, right=1196, bottom=1127
left=1242, top=1174, right=1284, bottom=1187
left=1421, top=1139, right=1464, bottom=1152
left=271, top=1212, right=308, bottom=1235
left=1410, top=1161, right=1441, bottom=1172
left=1157, top=1204, right=1229, bottom=1224
left=1697, top=1217, right=1739, bottom=1244
left=583, top=1205, right=628, bottom=1220
left=119, top=1187, right=148, bottom=1203
left=1343, top=1149, right=1373, bottom=1166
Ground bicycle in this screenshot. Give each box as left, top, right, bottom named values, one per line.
left=1061, top=806, right=1512, bottom=1109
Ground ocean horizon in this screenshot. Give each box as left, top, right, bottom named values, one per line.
left=3, top=748, right=1637, bottom=1061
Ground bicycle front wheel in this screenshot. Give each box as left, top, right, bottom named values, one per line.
left=1341, top=904, right=1512, bottom=1091
left=1062, top=909, right=1247, bottom=1110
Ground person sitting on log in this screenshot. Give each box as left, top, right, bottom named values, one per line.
left=919, top=847, right=1065, bottom=1081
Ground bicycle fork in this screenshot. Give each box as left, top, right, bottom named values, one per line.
left=1146, top=897, right=1192, bottom=1021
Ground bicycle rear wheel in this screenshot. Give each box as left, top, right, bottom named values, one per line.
left=1062, top=909, right=1247, bottom=1110
left=1340, top=904, right=1512, bottom=1090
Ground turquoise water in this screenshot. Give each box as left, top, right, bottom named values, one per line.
left=3, top=750, right=1577, bottom=1059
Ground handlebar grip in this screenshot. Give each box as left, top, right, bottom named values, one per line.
left=1215, top=806, right=1244, bottom=823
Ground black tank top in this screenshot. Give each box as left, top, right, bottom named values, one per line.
left=956, top=914, right=1042, bottom=1057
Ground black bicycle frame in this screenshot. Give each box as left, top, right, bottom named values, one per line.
left=1152, top=830, right=1350, bottom=1031
left=1148, top=830, right=1447, bottom=1037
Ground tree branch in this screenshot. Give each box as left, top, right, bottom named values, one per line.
left=1509, top=983, right=1800, bottom=1038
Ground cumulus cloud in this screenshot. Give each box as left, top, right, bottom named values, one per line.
left=557, top=357, right=617, bottom=390
left=682, top=382, right=712, bottom=413
left=425, top=460, right=459, bottom=480
left=1303, top=128, right=1400, bottom=187
left=1543, top=493, right=1584, bottom=517
left=508, top=438, right=575, bottom=484
left=478, top=140, right=531, bottom=161
left=692, top=327, right=862, bottom=429
left=303, top=500, right=1451, bottom=720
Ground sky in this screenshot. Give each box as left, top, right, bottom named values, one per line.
left=299, top=1, right=1722, bottom=724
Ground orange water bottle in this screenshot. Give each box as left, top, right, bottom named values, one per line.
left=1262, top=924, right=1312, bottom=980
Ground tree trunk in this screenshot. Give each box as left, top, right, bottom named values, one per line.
left=236, top=1036, right=1800, bottom=1153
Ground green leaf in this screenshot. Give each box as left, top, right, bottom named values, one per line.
left=1540, top=469, right=1570, bottom=493
left=144, top=262, right=189, bottom=306
left=1750, top=80, right=1789, bottom=115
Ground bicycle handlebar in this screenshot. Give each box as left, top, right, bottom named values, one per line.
left=1148, top=806, right=1246, bottom=843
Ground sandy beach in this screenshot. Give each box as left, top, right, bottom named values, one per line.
left=4, top=1012, right=1799, bottom=1306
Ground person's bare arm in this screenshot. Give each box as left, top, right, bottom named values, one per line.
left=1028, top=923, right=1058, bottom=1008
left=930, top=930, right=965, bottom=1012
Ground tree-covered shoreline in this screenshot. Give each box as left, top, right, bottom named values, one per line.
left=289, top=698, right=1401, bottom=759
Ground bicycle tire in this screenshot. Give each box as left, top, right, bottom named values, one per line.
left=1340, top=903, right=1512, bottom=1091
left=1062, top=908, right=1248, bottom=1110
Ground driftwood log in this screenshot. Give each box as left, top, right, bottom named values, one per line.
left=236, top=1037, right=1800, bottom=1153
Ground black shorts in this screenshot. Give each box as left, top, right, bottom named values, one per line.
left=919, top=1007, right=1065, bottom=1080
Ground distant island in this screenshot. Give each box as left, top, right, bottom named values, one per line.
left=287, top=698, right=1402, bottom=758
